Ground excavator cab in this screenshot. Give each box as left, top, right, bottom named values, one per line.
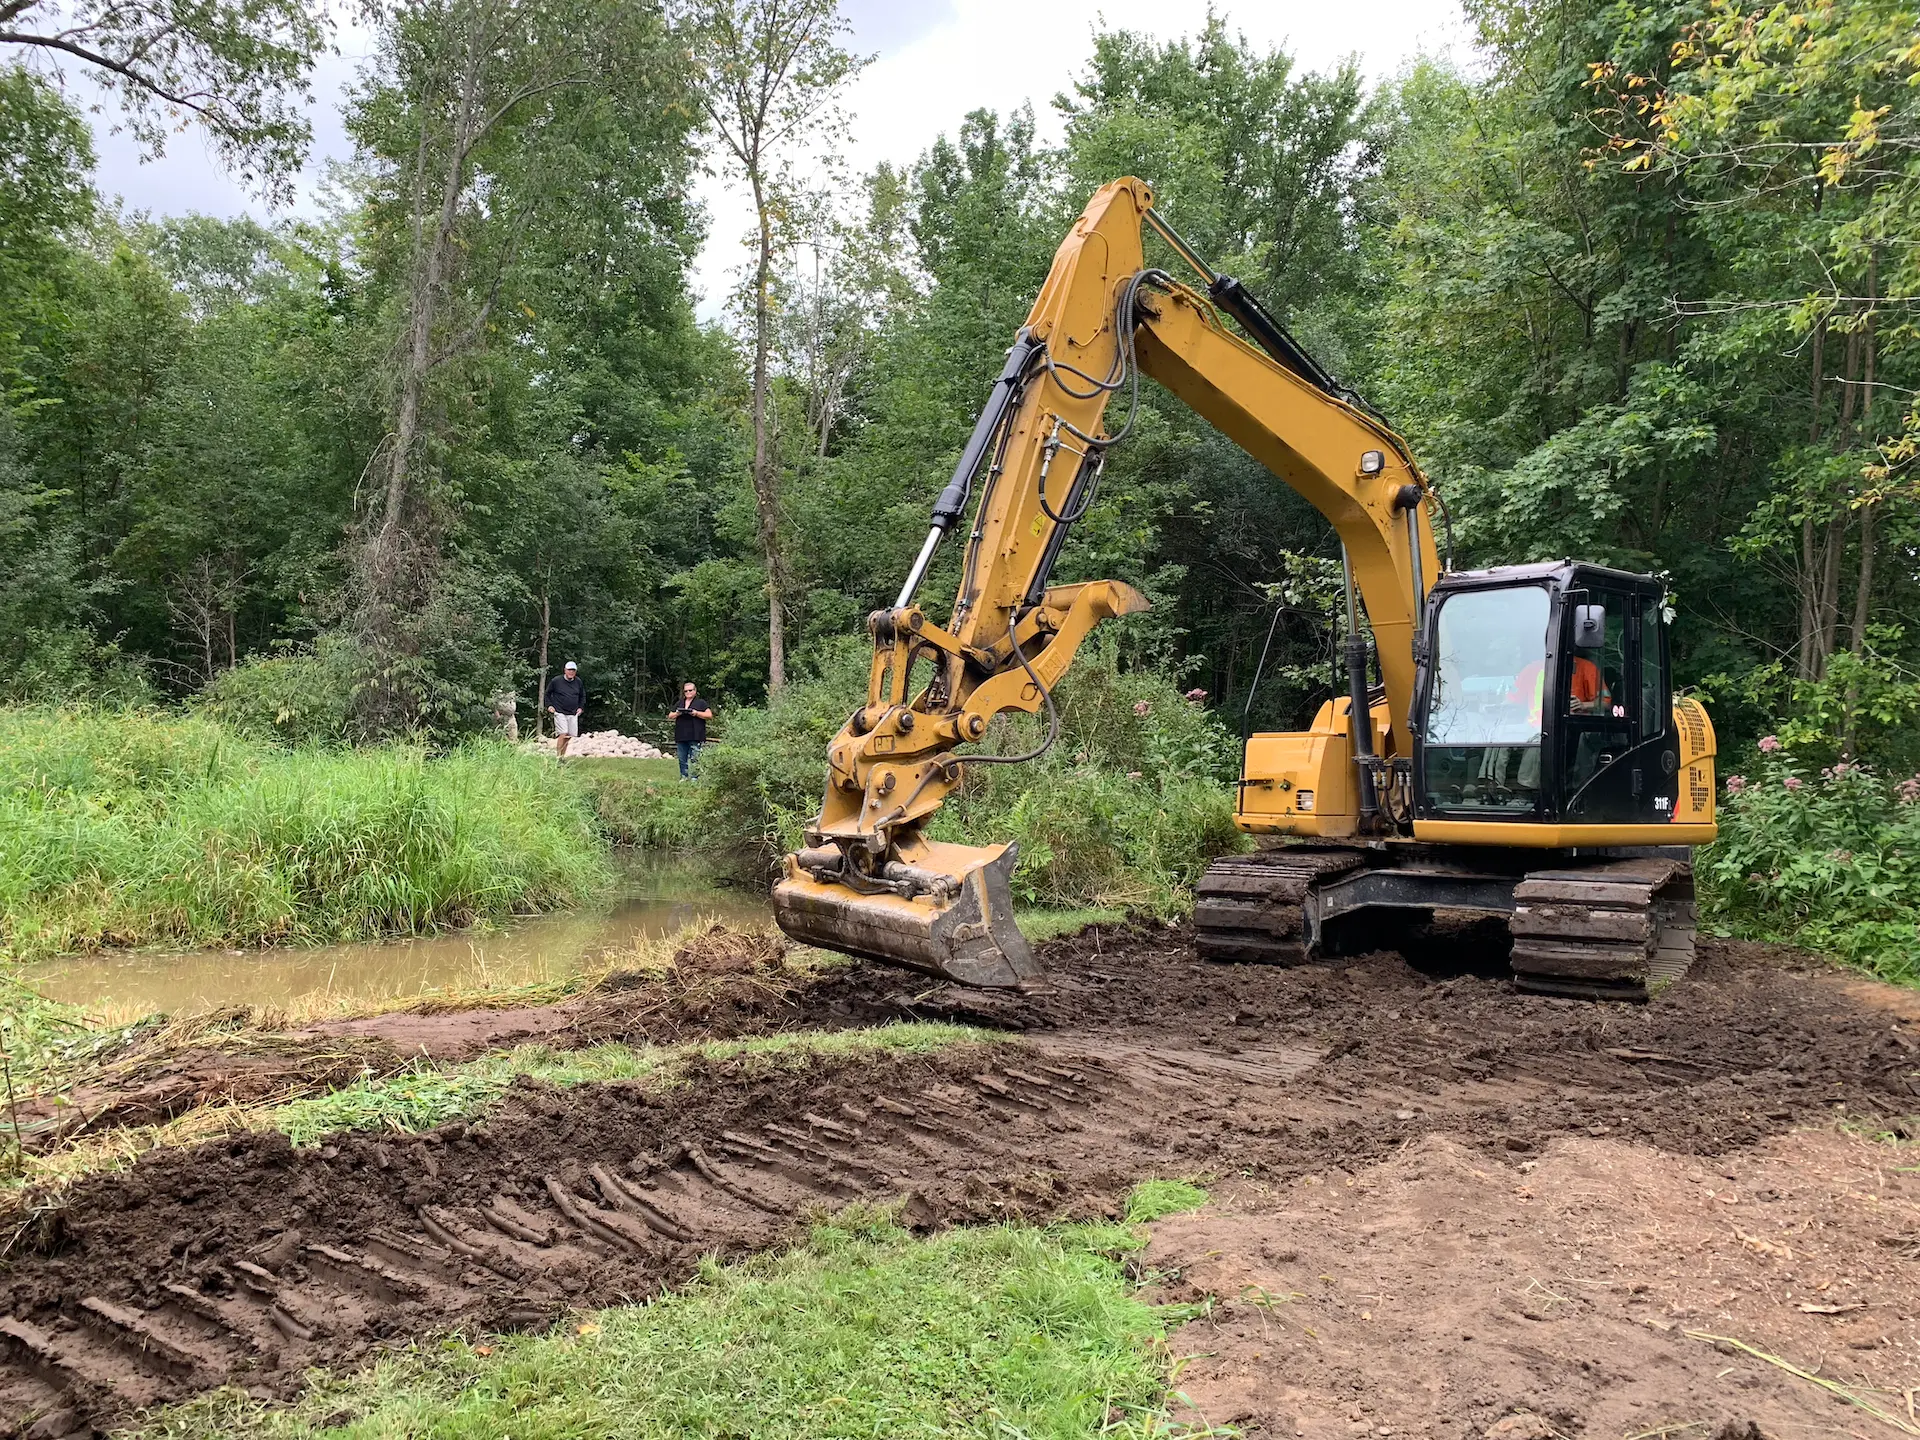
left=1413, top=563, right=1687, bottom=832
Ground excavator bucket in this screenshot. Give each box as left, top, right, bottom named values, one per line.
left=771, top=839, right=1041, bottom=988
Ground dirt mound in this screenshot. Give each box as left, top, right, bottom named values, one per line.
left=667, top=922, right=785, bottom=975
left=4, top=926, right=1916, bottom=1435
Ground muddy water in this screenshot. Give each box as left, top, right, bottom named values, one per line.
left=22, top=857, right=769, bottom=1019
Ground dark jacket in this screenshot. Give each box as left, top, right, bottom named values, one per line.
left=545, top=672, right=584, bottom=714
left=673, top=697, right=710, bottom=744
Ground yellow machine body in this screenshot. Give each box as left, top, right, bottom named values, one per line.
left=772, top=175, right=1718, bottom=988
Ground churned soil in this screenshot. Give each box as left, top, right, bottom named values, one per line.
left=3, top=926, right=1917, bottom=1438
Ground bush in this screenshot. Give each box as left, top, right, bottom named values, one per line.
left=0, top=708, right=614, bottom=960
left=0, top=627, right=153, bottom=707
left=196, top=637, right=361, bottom=747
left=1700, top=739, right=1920, bottom=985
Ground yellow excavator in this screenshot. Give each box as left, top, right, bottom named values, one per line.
left=772, top=178, right=1719, bottom=1002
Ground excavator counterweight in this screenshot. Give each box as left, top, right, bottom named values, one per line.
left=771, top=178, right=1716, bottom=999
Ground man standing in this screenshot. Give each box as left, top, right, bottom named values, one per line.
left=670, top=681, right=713, bottom=779
left=546, top=661, right=585, bottom=758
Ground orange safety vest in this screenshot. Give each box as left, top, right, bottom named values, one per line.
left=1512, top=658, right=1610, bottom=728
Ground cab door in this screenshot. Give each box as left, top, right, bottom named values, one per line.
left=1557, top=587, right=1636, bottom=822
left=1558, top=586, right=1673, bottom=825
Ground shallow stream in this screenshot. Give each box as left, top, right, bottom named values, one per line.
left=22, top=857, right=768, bottom=1019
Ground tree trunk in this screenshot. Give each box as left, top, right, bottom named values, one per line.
left=748, top=171, right=787, bottom=695
left=535, top=584, right=550, bottom=741
left=370, top=8, right=488, bottom=595
left=1816, top=312, right=1865, bottom=674
left=1849, top=255, right=1879, bottom=662
left=1796, top=318, right=1826, bottom=680
left=1842, top=255, right=1879, bottom=757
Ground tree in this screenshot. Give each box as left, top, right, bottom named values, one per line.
left=683, top=0, right=863, bottom=694
left=345, top=0, right=696, bottom=731
left=1587, top=0, right=1920, bottom=752
left=0, top=0, right=329, bottom=196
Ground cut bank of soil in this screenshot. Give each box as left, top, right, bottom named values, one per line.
left=9, top=928, right=884, bottom=1154
left=3, top=928, right=1917, bottom=1437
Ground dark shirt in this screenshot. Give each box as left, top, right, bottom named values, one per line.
left=673, top=697, right=710, bottom=745
left=545, top=673, right=584, bottom=715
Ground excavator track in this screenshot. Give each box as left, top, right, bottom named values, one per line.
left=1195, top=848, right=1697, bottom=1002
left=1508, top=857, right=1697, bottom=1001
left=1193, top=847, right=1368, bottom=964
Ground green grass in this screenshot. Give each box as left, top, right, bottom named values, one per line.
left=1123, top=1179, right=1211, bottom=1224
left=566, top=756, right=681, bottom=782
left=133, top=1185, right=1216, bottom=1440
left=571, top=756, right=707, bottom=848
left=0, top=707, right=615, bottom=961
left=1017, top=907, right=1130, bottom=944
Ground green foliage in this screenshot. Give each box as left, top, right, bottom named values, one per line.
left=693, top=637, right=877, bottom=856
left=1702, top=747, right=1920, bottom=985
left=197, top=638, right=363, bottom=748
left=0, top=709, right=613, bottom=960
left=135, top=1212, right=1181, bottom=1440
left=931, top=655, right=1249, bottom=914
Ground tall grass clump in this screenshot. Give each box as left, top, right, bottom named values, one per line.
left=0, top=708, right=614, bottom=960
left=1701, top=736, right=1920, bottom=985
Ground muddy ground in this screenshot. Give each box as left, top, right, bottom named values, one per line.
left=3, top=927, right=1917, bottom=1438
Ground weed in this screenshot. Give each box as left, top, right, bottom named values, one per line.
left=1702, top=745, right=1920, bottom=985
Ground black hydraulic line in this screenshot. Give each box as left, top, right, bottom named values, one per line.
left=930, top=331, right=1042, bottom=533
left=1243, top=602, right=1286, bottom=749
left=1025, top=444, right=1105, bottom=608
left=1204, top=273, right=1345, bottom=399
left=1340, top=545, right=1380, bottom=823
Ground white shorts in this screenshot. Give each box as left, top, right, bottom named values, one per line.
left=552, top=712, right=579, bottom=737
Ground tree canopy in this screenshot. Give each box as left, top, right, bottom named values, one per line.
left=0, top=1, right=1913, bottom=769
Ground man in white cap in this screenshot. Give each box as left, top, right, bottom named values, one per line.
left=545, top=661, right=585, bottom=757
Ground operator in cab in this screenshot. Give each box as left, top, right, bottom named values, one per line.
left=1509, top=649, right=1612, bottom=728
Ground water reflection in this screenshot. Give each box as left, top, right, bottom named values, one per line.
left=22, top=857, right=769, bottom=1019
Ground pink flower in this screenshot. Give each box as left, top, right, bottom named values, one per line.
left=1783, top=776, right=1803, bottom=791
left=1132, top=700, right=1151, bottom=717
left=1126, top=770, right=1143, bottom=780
left=1898, top=776, right=1920, bottom=804
left=1757, top=735, right=1782, bottom=753
left=1184, top=687, right=1208, bottom=703
left=1830, top=849, right=1852, bottom=863
left=1724, top=775, right=1746, bottom=794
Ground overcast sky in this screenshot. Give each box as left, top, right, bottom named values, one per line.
left=67, top=0, right=1469, bottom=316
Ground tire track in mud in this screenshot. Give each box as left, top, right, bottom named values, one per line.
left=0, top=1039, right=1325, bottom=1437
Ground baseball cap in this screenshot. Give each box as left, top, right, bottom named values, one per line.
left=563, top=660, right=577, bottom=670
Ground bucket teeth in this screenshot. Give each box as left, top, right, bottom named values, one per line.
left=772, top=840, right=1041, bottom=988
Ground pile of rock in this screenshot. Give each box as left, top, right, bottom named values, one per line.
left=560, top=730, right=667, bottom=760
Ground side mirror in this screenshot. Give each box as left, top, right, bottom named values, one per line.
left=1573, top=603, right=1606, bottom=649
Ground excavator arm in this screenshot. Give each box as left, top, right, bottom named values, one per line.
left=772, top=177, right=1440, bottom=986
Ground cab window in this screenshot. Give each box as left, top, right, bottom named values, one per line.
left=1422, top=585, right=1551, bottom=813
